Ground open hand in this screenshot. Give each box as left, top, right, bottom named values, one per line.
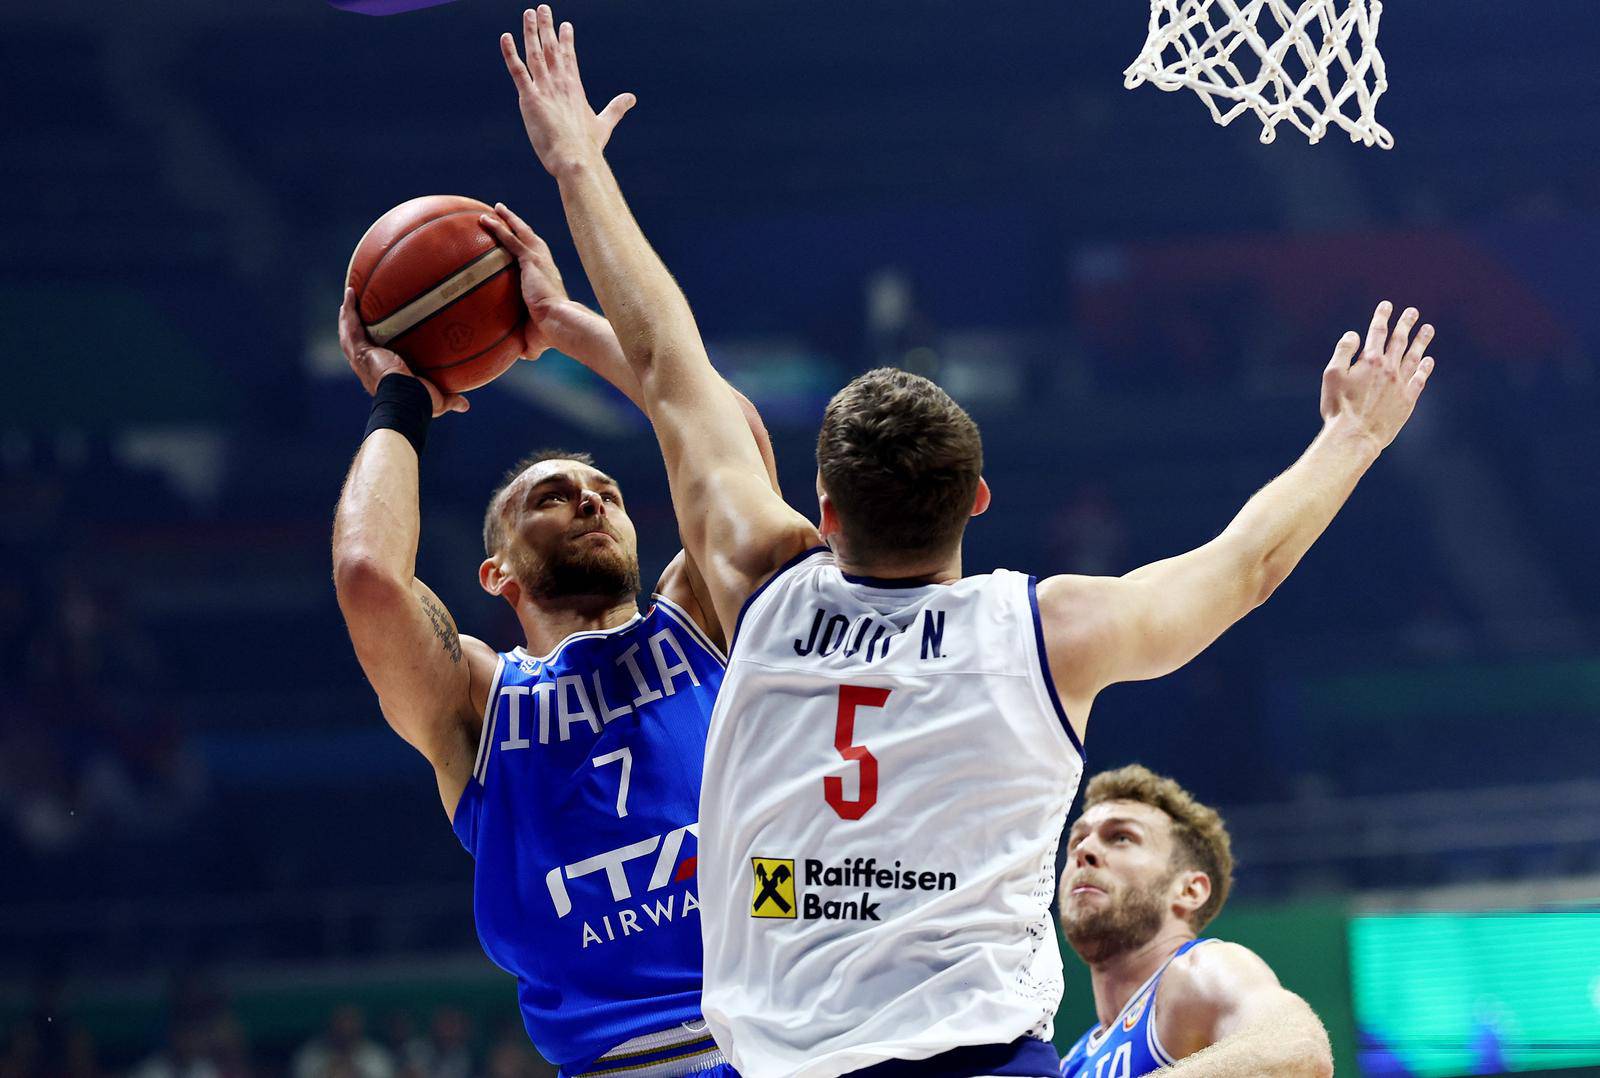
left=338, top=289, right=469, bottom=417
left=501, top=5, right=635, bottom=177
left=1320, top=301, right=1435, bottom=453
left=478, top=202, right=567, bottom=360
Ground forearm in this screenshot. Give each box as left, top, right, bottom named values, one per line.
left=540, top=298, right=646, bottom=410
left=1159, top=1023, right=1332, bottom=1077
left=1210, top=418, right=1379, bottom=603
left=332, top=431, right=423, bottom=590
left=551, top=156, right=707, bottom=398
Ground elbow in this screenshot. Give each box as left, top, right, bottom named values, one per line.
left=1296, top=1022, right=1335, bottom=1078
left=1250, top=558, right=1289, bottom=609
left=1247, top=537, right=1299, bottom=609
left=332, top=551, right=409, bottom=614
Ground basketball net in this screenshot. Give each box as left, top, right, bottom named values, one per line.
left=1125, top=0, right=1393, bottom=149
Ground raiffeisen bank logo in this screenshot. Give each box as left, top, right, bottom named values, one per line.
left=546, top=822, right=700, bottom=948
left=750, top=858, right=797, bottom=918
left=750, top=855, right=958, bottom=922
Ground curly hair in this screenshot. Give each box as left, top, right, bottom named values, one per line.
left=1083, top=764, right=1235, bottom=931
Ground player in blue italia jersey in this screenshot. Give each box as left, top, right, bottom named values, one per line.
left=332, top=202, right=776, bottom=1077
left=1057, top=766, right=1332, bottom=1078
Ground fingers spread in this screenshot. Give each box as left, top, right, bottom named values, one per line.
left=1401, top=323, right=1435, bottom=379
left=495, top=202, right=542, bottom=249
left=501, top=32, right=535, bottom=92
left=1405, top=356, right=1435, bottom=403
left=1386, top=307, right=1419, bottom=369
left=599, top=92, right=636, bottom=133
left=1364, top=300, right=1393, bottom=360
left=478, top=212, right=524, bottom=256
left=538, top=6, right=560, bottom=75
left=1325, top=330, right=1360, bottom=375
left=338, top=287, right=366, bottom=352
left=522, top=8, right=544, bottom=81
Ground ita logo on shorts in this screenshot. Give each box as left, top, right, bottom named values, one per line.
left=750, top=857, right=797, bottom=918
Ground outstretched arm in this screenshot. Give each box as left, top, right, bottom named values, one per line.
left=498, top=6, right=817, bottom=638
left=331, top=291, right=494, bottom=816
left=1039, top=303, right=1436, bottom=742
left=1154, top=943, right=1333, bottom=1077
left=478, top=202, right=780, bottom=648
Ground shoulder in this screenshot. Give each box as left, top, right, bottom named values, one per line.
left=1155, top=940, right=1287, bottom=1057
left=1161, top=940, right=1281, bottom=1003
left=1034, top=571, right=1156, bottom=713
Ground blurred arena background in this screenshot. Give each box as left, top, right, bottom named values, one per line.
left=2, top=0, right=1598, bottom=1075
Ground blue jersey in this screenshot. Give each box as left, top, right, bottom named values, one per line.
left=1059, top=939, right=1217, bottom=1078
left=451, top=597, right=725, bottom=1074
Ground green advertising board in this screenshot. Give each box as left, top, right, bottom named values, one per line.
left=1351, top=911, right=1600, bottom=1077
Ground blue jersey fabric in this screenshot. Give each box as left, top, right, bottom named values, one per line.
left=1059, top=939, right=1217, bottom=1078
left=451, top=598, right=724, bottom=1075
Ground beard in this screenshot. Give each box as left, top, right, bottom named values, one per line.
left=1061, top=872, right=1170, bottom=965
left=512, top=527, right=641, bottom=603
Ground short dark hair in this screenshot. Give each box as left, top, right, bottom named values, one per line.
left=1083, top=765, right=1235, bottom=931
left=816, top=368, right=982, bottom=564
left=482, top=448, right=598, bottom=556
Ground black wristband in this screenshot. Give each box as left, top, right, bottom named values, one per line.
left=363, top=373, right=433, bottom=456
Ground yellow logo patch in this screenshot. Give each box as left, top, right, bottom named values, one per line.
left=750, top=857, right=797, bottom=918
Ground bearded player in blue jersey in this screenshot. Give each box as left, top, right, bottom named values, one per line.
left=1057, top=766, right=1332, bottom=1078
left=332, top=202, right=773, bottom=1077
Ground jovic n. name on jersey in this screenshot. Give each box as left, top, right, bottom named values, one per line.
left=700, top=549, right=1086, bottom=1078
left=451, top=597, right=727, bottom=1076
left=1058, top=939, right=1218, bottom=1078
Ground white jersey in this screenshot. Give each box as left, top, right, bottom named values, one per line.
left=700, top=548, right=1085, bottom=1078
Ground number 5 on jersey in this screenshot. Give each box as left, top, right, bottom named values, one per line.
left=825, top=686, right=890, bottom=820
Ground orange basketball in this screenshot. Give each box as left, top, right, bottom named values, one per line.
left=347, top=195, right=527, bottom=394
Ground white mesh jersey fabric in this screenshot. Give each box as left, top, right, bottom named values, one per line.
left=698, top=551, right=1084, bottom=1078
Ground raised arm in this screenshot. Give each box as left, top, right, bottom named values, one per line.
left=498, top=6, right=817, bottom=638
left=1039, top=303, right=1436, bottom=741
left=478, top=202, right=780, bottom=648
left=331, top=291, right=495, bottom=816
left=1153, top=943, right=1333, bottom=1077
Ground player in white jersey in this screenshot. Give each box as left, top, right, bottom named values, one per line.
left=497, top=7, right=1436, bottom=1074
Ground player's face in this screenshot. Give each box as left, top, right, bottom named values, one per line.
left=497, top=460, right=641, bottom=602
left=1059, top=800, right=1182, bottom=963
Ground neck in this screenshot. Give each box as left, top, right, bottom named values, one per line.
left=514, top=592, right=640, bottom=657
left=1086, top=926, right=1197, bottom=1029
left=831, top=545, right=963, bottom=586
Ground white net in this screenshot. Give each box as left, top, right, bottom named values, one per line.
left=1125, top=0, right=1393, bottom=149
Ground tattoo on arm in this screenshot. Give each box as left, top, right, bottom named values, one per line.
left=419, top=593, right=463, bottom=664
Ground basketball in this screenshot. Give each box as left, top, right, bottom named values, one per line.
left=346, top=194, right=526, bottom=394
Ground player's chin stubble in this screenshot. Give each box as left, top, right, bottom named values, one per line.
left=1062, top=877, right=1169, bottom=965
left=519, top=538, right=641, bottom=603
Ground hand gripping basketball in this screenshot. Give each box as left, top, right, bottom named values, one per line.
left=500, top=5, right=636, bottom=176
left=1320, top=301, right=1436, bottom=454
left=338, top=288, right=469, bottom=417
left=477, top=202, right=568, bottom=361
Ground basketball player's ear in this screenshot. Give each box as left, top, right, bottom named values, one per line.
left=1171, top=869, right=1212, bottom=922
left=815, top=474, right=841, bottom=541
left=970, top=477, right=992, bottom=518
left=480, top=557, right=522, bottom=606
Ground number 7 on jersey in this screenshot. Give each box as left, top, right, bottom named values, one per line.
left=592, top=746, right=633, bottom=818
left=826, top=685, right=890, bottom=820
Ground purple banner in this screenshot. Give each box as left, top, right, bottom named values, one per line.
left=327, top=0, right=462, bottom=13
